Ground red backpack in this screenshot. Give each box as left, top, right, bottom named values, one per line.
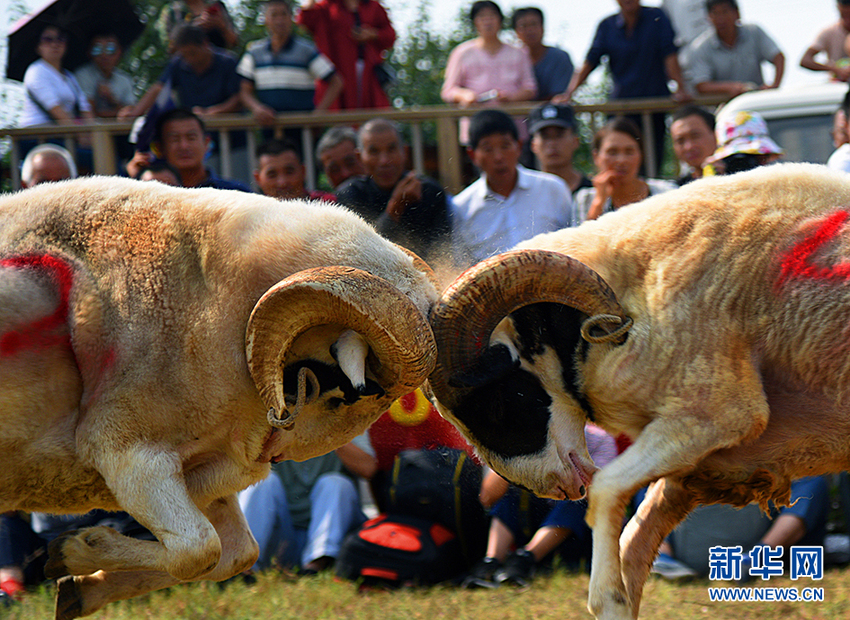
left=335, top=513, right=467, bottom=587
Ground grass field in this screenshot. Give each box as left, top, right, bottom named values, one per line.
left=8, top=565, right=850, bottom=620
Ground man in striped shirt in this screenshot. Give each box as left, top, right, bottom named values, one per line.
left=238, top=0, right=343, bottom=126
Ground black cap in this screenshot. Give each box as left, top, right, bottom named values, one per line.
left=528, top=103, right=577, bottom=135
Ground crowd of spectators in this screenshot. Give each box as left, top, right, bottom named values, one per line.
left=6, top=0, right=850, bottom=607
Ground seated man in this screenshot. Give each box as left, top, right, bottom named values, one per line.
left=335, top=119, right=452, bottom=264
left=126, top=108, right=250, bottom=191
left=466, top=424, right=618, bottom=589
left=237, top=436, right=376, bottom=573
left=528, top=103, right=591, bottom=195
left=316, top=126, right=365, bottom=190
left=670, top=105, right=717, bottom=185
left=648, top=477, right=831, bottom=581
left=452, top=108, right=574, bottom=268
left=254, top=138, right=335, bottom=201
left=684, top=0, right=784, bottom=96
left=20, top=143, right=77, bottom=188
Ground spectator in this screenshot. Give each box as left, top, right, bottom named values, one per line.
left=559, top=1, right=689, bottom=174
left=511, top=7, right=573, bottom=101
left=238, top=435, right=376, bottom=573
left=157, top=0, right=239, bottom=52
left=316, top=126, right=366, bottom=189
left=125, top=108, right=250, bottom=191
left=684, top=0, right=784, bottom=97
left=670, top=105, right=717, bottom=185
left=297, top=0, right=396, bottom=110
left=703, top=109, right=783, bottom=176
left=528, top=103, right=592, bottom=194
left=21, top=25, right=95, bottom=129
left=73, top=31, right=136, bottom=119
left=451, top=109, right=574, bottom=267
left=238, top=0, right=344, bottom=139
left=121, top=25, right=241, bottom=121
left=254, top=138, right=335, bottom=201
left=661, top=0, right=711, bottom=48
left=335, top=119, right=452, bottom=263
left=464, top=424, right=618, bottom=588
left=800, top=0, right=850, bottom=82
left=828, top=88, right=850, bottom=172
left=441, top=1, right=536, bottom=144
left=573, top=116, right=676, bottom=225
left=20, top=144, right=77, bottom=188
left=134, top=159, right=182, bottom=186
left=0, top=511, right=150, bottom=605
left=649, top=477, right=830, bottom=581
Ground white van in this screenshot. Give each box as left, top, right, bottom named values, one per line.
left=717, top=81, right=848, bottom=164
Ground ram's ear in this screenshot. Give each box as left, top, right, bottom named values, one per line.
left=245, top=266, right=437, bottom=430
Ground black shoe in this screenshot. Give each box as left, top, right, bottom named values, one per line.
left=462, top=557, right=502, bottom=589
left=494, top=549, right=536, bottom=587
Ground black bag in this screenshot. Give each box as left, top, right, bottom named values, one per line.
left=335, top=513, right=466, bottom=586
left=382, top=447, right=488, bottom=566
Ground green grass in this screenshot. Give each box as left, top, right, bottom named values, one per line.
left=8, top=566, right=850, bottom=620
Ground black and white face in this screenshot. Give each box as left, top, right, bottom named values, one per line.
left=431, top=303, right=598, bottom=500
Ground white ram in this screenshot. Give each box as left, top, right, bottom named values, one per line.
left=0, top=176, right=438, bottom=618
left=427, top=163, right=850, bottom=619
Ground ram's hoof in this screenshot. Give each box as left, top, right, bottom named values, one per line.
left=54, top=576, right=83, bottom=620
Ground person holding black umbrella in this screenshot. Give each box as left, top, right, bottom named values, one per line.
left=20, top=24, right=94, bottom=128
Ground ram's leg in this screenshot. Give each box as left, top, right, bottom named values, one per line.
left=619, top=477, right=695, bottom=613
left=47, top=445, right=221, bottom=581
left=54, top=494, right=258, bottom=620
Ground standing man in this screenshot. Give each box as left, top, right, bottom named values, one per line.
left=669, top=105, right=717, bottom=185
left=528, top=103, right=591, bottom=195
left=558, top=0, right=689, bottom=174
left=511, top=7, right=573, bottom=101
left=335, top=119, right=452, bottom=263
left=238, top=0, right=344, bottom=130
left=254, top=139, right=336, bottom=201
left=685, top=0, right=784, bottom=96
left=828, top=89, right=850, bottom=172
left=801, top=0, right=850, bottom=82
left=73, top=31, right=136, bottom=119
left=452, top=109, right=574, bottom=268
left=316, top=126, right=366, bottom=190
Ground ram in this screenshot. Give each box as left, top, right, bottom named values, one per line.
left=427, top=163, right=850, bottom=619
left=0, top=177, right=437, bottom=619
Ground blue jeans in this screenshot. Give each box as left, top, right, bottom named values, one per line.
left=238, top=472, right=365, bottom=570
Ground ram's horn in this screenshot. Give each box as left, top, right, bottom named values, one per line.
left=246, top=266, right=437, bottom=427
left=428, top=250, right=630, bottom=408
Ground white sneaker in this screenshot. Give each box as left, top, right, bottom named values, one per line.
left=651, top=552, right=698, bottom=579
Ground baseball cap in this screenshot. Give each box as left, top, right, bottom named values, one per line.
left=529, top=103, right=577, bottom=135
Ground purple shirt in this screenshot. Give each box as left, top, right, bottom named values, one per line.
left=585, top=6, right=678, bottom=99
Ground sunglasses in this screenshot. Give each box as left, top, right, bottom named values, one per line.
left=40, top=34, right=67, bottom=45
left=90, top=43, right=118, bottom=56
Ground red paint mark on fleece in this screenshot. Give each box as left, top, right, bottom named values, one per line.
left=776, top=210, right=850, bottom=291
left=0, top=254, right=74, bottom=357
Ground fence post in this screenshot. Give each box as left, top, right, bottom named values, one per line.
left=436, top=116, right=463, bottom=195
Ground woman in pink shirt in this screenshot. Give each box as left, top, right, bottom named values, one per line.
left=441, top=0, right=536, bottom=143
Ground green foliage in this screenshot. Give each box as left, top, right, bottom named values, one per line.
left=384, top=1, right=474, bottom=109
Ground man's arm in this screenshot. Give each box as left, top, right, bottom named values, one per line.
left=335, top=442, right=377, bottom=480
left=239, top=79, right=276, bottom=125
left=194, top=92, right=242, bottom=116
left=767, top=51, right=785, bottom=89
left=118, top=82, right=163, bottom=119
left=554, top=60, right=594, bottom=103
left=664, top=52, right=692, bottom=102
left=315, top=73, right=344, bottom=111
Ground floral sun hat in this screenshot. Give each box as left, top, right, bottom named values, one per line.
left=706, top=110, right=784, bottom=163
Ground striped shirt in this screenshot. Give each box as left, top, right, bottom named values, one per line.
left=237, top=35, right=335, bottom=112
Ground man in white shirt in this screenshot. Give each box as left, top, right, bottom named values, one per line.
left=828, top=90, right=850, bottom=172
left=452, top=108, right=575, bottom=268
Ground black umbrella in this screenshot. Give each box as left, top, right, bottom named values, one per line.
left=6, top=0, right=145, bottom=82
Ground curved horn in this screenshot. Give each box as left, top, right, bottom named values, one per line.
left=429, top=249, right=629, bottom=408
left=246, top=266, right=436, bottom=427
